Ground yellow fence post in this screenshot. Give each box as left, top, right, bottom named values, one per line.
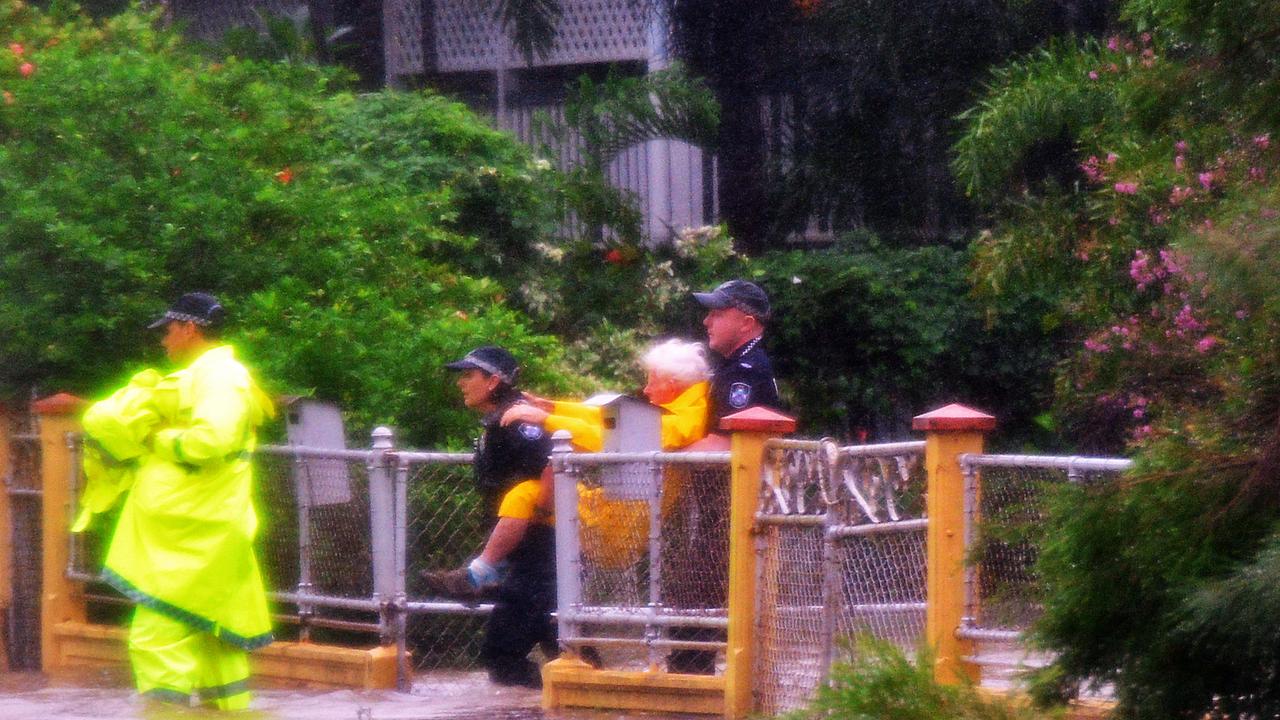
left=722, top=407, right=796, bottom=720
left=913, top=403, right=994, bottom=686
left=33, top=392, right=88, bottom=673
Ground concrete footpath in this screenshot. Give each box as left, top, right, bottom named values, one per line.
left=0, top=669, right=698, bottom=720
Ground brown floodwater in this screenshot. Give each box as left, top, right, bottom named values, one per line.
left=0, top=669, right=702, bottom=720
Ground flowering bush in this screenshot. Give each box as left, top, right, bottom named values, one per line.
left=955, top=0, right=1280, bottom=714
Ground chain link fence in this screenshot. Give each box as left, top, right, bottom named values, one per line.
left=958, top=454, right=1130, bottom=686
left=551, top=446, right=733, bottom=672
left=753, top=439, right=928, bottom=716
left=5, top=418, right=42, bottom=670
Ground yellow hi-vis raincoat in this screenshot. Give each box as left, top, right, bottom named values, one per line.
left=81, top=344, right=274, bottom=708
left=545, top=382, right=709, bottom=569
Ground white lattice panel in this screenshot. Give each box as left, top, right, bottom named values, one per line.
left=174, top=0, right=300, bottom=41
left=433, top=0, right=650, bottom=72
left=385, top=0, right=426, bottom=78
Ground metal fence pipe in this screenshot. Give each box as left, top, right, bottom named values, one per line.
left=257, top=444, right=375, bottom=461
left=559, top=609, right=729, bottom=629
left=402, top=600, right=494, bottom=615
left=293, top=451, right=315, bottom=642
left=550, top=432, right=583, bottom=649
left=838, top=440, right=928, bottom=457
left=826, top=518, right=930, bottom=538
left=562, top=451, right=731, bottom=466
left=959, top=453, right=1133, bottom=472
left=388, top=451, right=472, bottom=464
left=366, top=426, right=396, bottom=642
left=392, top=456, right=410, bottom=690
left=272, top=591, right=384, bottom=612
left=956, top=626, right=1024, bottom=642
left=560, top=637, right=727, bottom=651
left=646, top=456, right=664, bottom=669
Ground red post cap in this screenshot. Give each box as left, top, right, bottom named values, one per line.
left=31, top=392, right=86, bottom=416
left=719, top=406, right=797, bottom=434
left=912, top=403, right=996, bottom=432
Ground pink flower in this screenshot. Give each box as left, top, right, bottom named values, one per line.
left=1170, top=186, right=1193, bottom=205
left=1084, top=337, right=1110, bottom=353
left=1255, top=133, right=1271, bottom=150
left=1148, top=207, right=1167, bottom=225
left=1107, top=36, right=1120, bottom=51
left=1195, top=335, right=1219, bottom=353
left=1174, top=304, right=1204, bottom=334
left=1262, top=208, right=1280, bottom=219
left=18, top=62, right=33, bottom=78
left=8, top=43, right=23, bottom=57
left=1108, top=216, right=1120, bottom=226
left=1080, top=155, right=1107, bottom=183
left=1113, top=181, right=1139, bottom=194
left=1142, top=48, right=1155, bottom=58
left=1236, top=309, right=1250, bottom=319
left=1140, top=32, right=1152, bottom=44
left=1088, top=70, right=1099, bottom=80
left=1133, top=407, right=1145, bottom=419
left=1106, top=152, right=1119, bottom=164
left=1174, top=154, right=1185, bottom=170
left=1198, top=171, right=1214, bottom=190
left=1250, top=166, right=1265, bottom=181
left=1133, top=424, right=1154, bottom=440
left=1175, top=140, right=1188, bottom=153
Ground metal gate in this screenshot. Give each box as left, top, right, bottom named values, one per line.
left=5, top=415, right=41, bottom=670
left=752, top=438, right=928, bottom=716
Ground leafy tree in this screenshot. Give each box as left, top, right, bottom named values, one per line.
left=0, top=1, right=573, bottom=445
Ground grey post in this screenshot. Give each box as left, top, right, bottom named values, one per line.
left=295, top=450, right=315, bottom=642
left=368, top=426, right=396, bottom=642
left=551, top=431, right=582, bottom=650
left=392, top=453, right=410, bottom=690
left=646, top=453, right=664, bottom=669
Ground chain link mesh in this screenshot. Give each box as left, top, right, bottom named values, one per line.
left=560, top=456, right=730, bottom=672
left=5, top=421, right=41, bottom=669
left=753, top=440, right=927, bottom=716
left=403, top=456, right=490, bottom=671
left=962, top=457, right=1127, bottom=689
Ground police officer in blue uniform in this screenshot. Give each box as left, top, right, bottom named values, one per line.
left=694, top=279, right=781, bottom=425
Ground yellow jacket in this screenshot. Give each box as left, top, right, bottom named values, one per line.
left=559, top=382, right=710, bottom=569
left=75, top=368, right=163, bottom=532
left=85, top=345, right=275, bottom=649
left=546, top=381, right=710, bottom=452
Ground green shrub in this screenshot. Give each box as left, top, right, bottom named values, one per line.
left=785, top=636, right=1051, bottom=720
left=0, top=2, right=572, bottom=445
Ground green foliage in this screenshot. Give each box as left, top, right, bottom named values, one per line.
left=955, top=0, right=1280, bottom=714
left=785, top=636, right=1051, bottom=720
left=0, top=1, right=570, bottom=445
left=749, top=242, right=1059, bottom=443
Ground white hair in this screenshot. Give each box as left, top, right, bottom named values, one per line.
left=640, top=339, right=710, bottom=385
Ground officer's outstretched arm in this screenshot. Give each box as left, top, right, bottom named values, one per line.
left=153, top=382, right=250, bottom=466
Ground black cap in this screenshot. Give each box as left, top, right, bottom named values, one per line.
left=444, top=345, right=519, bottom=384
left=693, top=279, right=771, bottom=321
left=147, top=292, right=226, bottom=330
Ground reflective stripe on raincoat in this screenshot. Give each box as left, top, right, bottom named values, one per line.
left=85, top=345, right=276, bottom=650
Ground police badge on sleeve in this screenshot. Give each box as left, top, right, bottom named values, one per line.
left=728, top=382, right=752, bottom=409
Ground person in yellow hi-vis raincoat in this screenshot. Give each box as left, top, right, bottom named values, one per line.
left=79, top=292, right=274, bottom=710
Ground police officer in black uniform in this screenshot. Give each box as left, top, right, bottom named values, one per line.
left=445, top=345, right=551, bottom=519
left=694, top=279, right=781, bottom=424
left=424, top=345, right=556, bottom=687
left=661, top=280, right=782, bottom=675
